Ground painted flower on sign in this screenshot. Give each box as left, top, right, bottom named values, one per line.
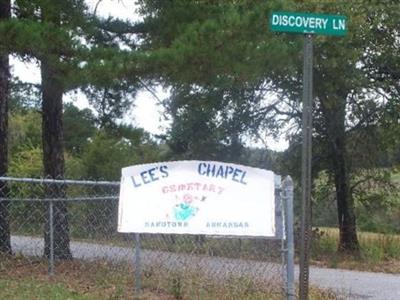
left=172, top=193, right=202, bottom=221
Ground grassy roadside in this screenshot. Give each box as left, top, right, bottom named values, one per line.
left=0, top=256, right=170, bottom=300
left=311, top=227, right=400, bottom=273
left=0, top=278, right=89, bottom=300
left=0, top=256, right=336, bottom=300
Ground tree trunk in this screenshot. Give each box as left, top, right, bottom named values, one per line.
left=0, top=0, right=11, bottom=255
left=332, top=131, right=359, bottom=252
left=320, top=96, right=360, bottom=253
left=41, top=57, right=72, bottom=259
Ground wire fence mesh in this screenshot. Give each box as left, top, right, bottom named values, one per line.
left=0, top=176, right=289, bottom=298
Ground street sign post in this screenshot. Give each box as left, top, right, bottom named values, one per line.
left=269, top=11, right=347, bottom=300
left=270, top=11, right=347, bottom=36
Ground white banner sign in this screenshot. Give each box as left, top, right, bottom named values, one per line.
left=118, top=161, right=276, bottom=237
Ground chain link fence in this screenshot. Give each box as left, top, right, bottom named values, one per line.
left=0, top=176, right=293, bottom=299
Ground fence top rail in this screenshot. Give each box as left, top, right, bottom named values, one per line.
left=0, top=196, right=119, bottom=202
left=0, top=176, right=120, bottom=186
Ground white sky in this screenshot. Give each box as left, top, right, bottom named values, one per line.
left=10, top=0, right=288, bottom=151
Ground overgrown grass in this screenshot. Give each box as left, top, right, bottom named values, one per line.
left=392, top=172, right=400, bottom=183
left=311, top=227, right=400, bottom=272
left=0, top=278, right=89, bottom=300
left=0, top=255, right=168, bottom=300
left=0, top=255, right=336, bottom=300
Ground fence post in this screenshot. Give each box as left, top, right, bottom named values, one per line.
left=283, top=176, right=295, bottom=300
left=275, top=175, right=286, bottom=287
left=134, top=233, right=141, bottom=293
left=48, top=199, right=55, bottom=276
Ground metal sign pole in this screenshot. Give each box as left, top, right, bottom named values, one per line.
left=299, top=33, right=314, bottom=300
left=269, top=11, right=347, bottom=299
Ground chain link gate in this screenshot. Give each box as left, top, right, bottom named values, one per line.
left=0, top=176, right=294, bottom=299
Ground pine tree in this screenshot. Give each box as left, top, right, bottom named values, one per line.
left=5, top=0, right=144, bottom=258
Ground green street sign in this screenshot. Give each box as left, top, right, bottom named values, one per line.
left=270, top=11, right=347, bottom=36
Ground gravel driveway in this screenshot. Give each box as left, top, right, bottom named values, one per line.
left=11, top=236, right=400, bottom=300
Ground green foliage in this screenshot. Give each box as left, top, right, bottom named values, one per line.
left=8, top=146, right=43, bottom=177
left=313, top=169, right=400, bottom=233
left=273, top=1, right=400, bottom=251
left=352, top=169, right=399, bottom=233
left=311, top=228, right=400, bottom=271
left=312, top=233, right=337, bottom=257
left=82, top=131, right=134, bottom=180
left=137, top=0, right=303, bottom=164
left=7, top=102, right=164, bottom=181
left=65, top=154, right=86, bottom=179
left=81, top=127, right=161, bottom=180
left=63, top=103, right=96, bottom=155
left=166, top=86, right=228, bottom=160
left=139, top=0, right=298, bottom=84
left=82, top=81, right=140, bottom=129
left=9, top=110, right=41, bottom=154
left=9, top=79, right=40, bottom=113
left=241, top=147, right=283, bottom=173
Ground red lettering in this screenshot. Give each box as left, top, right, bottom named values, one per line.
left=209, top=184, right=216, bottom=193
